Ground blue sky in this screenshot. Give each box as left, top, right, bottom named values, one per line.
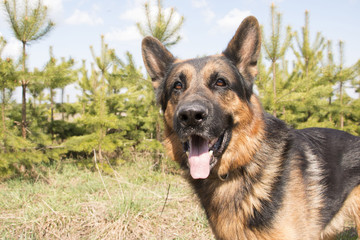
left=0, top=0, right=359, bottom=102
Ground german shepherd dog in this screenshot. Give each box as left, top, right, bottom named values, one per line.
left=141, top=16, right=360, bottom=240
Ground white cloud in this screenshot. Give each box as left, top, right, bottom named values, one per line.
left=43, top=0, right=63, bottom=18
left=216, top=9, right=251, bottom=31
left=120, top=0, right=153, bottom=23
left=2, top=37, right=22, bottom=59
left=191, top=0, right=208, bottom=8
left=120, top=7, right=144, bottom=22
left=201, top=8, right=215, bottom=23
left=65, top=9, right=103, bottom=26
left=105, top=26, right=141, bottom=42
left=191, top=0, right=215, bottom=22
left=91, top=3, right=101, bottom=12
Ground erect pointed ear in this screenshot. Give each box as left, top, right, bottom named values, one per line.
left=223, top=16, right=261, bottom=84
left=141, top=36, right=175, bottom=89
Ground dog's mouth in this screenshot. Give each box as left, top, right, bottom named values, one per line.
left=182, top=129, right=231, bottom=179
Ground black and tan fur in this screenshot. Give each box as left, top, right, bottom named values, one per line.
left=141, top=16, right=360, bottom=240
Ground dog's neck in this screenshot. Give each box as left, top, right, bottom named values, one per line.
left=188, top=115, right=291, bottom=239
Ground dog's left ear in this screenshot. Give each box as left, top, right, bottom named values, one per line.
left=223, top=16, right=261, bottom=84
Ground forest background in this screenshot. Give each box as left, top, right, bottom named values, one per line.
left=0, top=0, right=360, bottom=180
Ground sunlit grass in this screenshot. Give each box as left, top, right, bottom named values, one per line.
left=0, top=156, right=357, bottom=239
left=0, top=157, right=213, bottom=239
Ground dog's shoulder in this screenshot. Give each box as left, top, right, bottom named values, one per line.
left=292, top=127, right=360, bottom=225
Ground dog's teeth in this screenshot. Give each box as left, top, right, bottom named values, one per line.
left=185, top=152, right=189, bottom=157
left=209, top=150, right=213, bottom=157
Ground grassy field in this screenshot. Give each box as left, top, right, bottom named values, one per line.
left=0, top=157, right=213, bottom=239
left=0, top=156, right=358, bottom=240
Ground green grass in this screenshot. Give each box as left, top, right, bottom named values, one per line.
left=0, top=156, right=358, bottom=239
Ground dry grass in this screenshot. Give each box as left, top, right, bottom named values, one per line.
left=0, top=158, right=214, bottom=239
left=0, top=156, right=358, bottom=239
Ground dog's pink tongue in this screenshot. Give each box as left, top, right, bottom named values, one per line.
left=189, top=136, right=210, bottom=179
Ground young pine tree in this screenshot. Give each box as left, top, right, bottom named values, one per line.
left=136, top=0, right=184, bottom=47
left=290, top=10, right=333, bottom=129
left=0, top=37, right=17, bottom=141
left=3, top=0, right=54, bottom=139
left=42, top=46, right=75, bottom=141
left=351, top=61, right=360, bottom=134
left=324, top=41, right=359, bottom=132
left=262, top=3, right=292, bottom=117
left=78, top=60, right=91, bottom=115
left=68, top=37, right=121, bottom=162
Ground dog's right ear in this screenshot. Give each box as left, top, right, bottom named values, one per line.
left=141, top=36, right=175, bottom=89
left=223, top=16, right=261, bottom=86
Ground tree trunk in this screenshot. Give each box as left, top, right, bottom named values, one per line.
left=98, top=145, right=103, bottom=162
left=328, top=96, right=332, bottom=123
left=270, top=7, right=277, bottom=118
left=98, top=76, right=106, bottom=163
left=339, top=42, right=344, bottom=130
left=21, top=81, right=27, bottom=139
left=61, top=87, right=65, bottom=121
left=339, top=81, right=344, bottom=130
left=272, top=61, right=277, bottom=117
left=1, top=88, right=6, bottom=138
left=305, top=58, right=309, bottom=79
left=155, top=117, right=162, bottom=169
left=21, top=42, right=27, bottom=139
left=81, top=90, right=85, bottom=115
left=50, top=88, right=54, bottom=142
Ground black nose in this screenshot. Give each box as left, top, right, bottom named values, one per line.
left=177, top=103, right=208, bottom=127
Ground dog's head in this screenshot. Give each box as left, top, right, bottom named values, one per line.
left=142, top=16, right=264, bottom=180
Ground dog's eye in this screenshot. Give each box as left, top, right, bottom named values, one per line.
left=173, top=81, right=183, bottom=90
left=215, top=78, right=226, bottom=87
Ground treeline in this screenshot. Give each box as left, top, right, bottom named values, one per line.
left=0, top=1, right=360, bottom=179
left=258, top=4, right=360, bottom=132
left=0, top=35, right=162, bottom=179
